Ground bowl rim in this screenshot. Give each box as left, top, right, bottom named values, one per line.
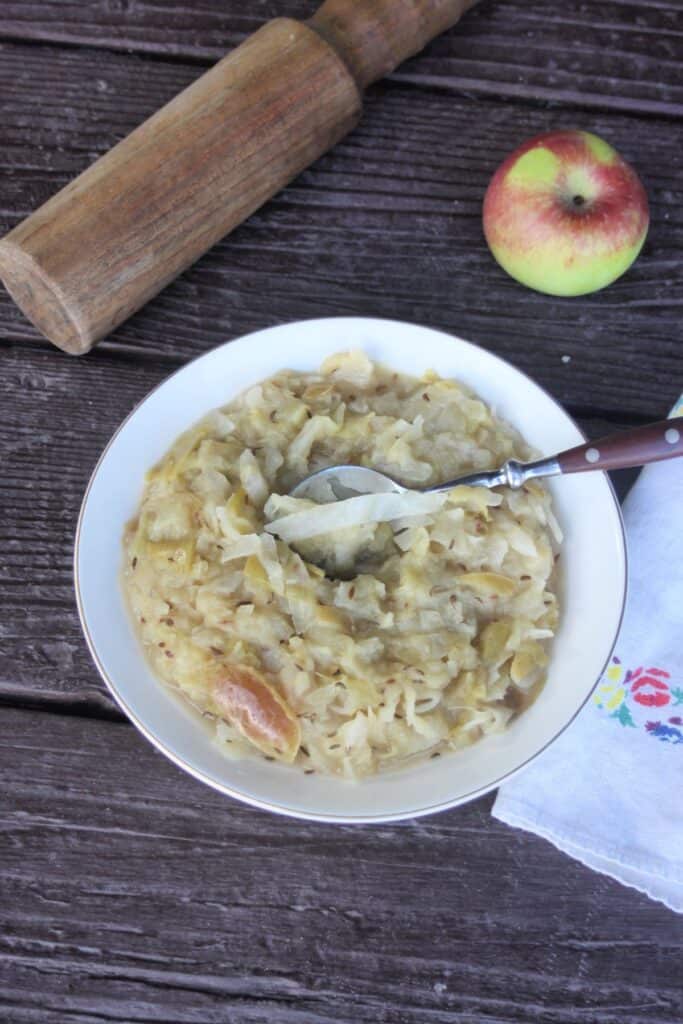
left=74, top=316, right=628, bottom=823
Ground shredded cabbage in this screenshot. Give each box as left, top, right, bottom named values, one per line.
left=264, top=490, right=448, bottom=544
left=123, top=352, right=561, bottom=779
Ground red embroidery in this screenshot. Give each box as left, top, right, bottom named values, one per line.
left=630, top=667, right=671, bottom=708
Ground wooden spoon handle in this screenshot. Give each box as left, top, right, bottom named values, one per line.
left=557, top=417, right=683, bottom=474
left=309, top=0, right=479, bottom=88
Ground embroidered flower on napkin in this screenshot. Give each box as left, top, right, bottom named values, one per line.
left=594, top=658, right=683, bottom=742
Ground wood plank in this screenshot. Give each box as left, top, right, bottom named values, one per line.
left=0, top=43, right=681, bottom=417
left=0, top=341, right=646, bottom=710
left=0, top=1, right=681, bottom=117
left=0, top=344, right=170, bottom=712
left=391, top=0, right=683, bottom=120
left=1, top=705, right=681, bottom=1024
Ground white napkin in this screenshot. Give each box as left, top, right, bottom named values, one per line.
left=494, top=398, right=683, bottom=913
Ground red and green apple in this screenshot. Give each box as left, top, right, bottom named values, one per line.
left=482, top=130, right=649, bottom=296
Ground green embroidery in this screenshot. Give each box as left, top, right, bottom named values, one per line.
left=671, top=687, right=683, bottom=706
left=610, top=701, right=636, bottom=728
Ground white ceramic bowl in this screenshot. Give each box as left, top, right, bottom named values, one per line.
left=75, top=317, right=626, bottom=823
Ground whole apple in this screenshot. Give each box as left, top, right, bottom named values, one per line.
left=482, top=130, right=649, bottom=296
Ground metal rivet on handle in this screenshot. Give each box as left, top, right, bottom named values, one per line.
left=585, top=448, right=600, bottom=463
left=665, top=428, right=680, bottom=444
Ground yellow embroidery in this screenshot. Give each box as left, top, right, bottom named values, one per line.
left=594, top=681, right=626, bottom=710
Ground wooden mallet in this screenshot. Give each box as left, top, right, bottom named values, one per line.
left=0, top=0, right=478, bottom=355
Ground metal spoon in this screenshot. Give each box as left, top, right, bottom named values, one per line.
left=291, top=417, right=683, bottom=504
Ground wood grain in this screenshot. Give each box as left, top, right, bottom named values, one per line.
left=308, top=0, right=478, bottom=89
left=2, top=4, right=682, bottom=1019
left=0, top=1, right=681, bottom=117
left=0, top=341, right=645, bottom=711
left=0, top=43, right=681, bottom=415
left=0, top=18, right=362, bottom=352
left=0, top=343, right=169, bottom=711
left=1, top=706, right=681, bottom=1024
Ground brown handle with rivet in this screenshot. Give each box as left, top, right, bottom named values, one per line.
left=0, top=0, right=478, bottom=355
left=557, top=417, right=683, bottom=474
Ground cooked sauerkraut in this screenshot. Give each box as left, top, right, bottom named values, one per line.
left=123, top=351, right=560, bottom=778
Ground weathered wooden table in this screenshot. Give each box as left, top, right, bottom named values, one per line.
left=1, top=2, right=682, bottom=1021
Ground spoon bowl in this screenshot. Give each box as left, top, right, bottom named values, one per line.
left=291, top=464, right=405, bottom=503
